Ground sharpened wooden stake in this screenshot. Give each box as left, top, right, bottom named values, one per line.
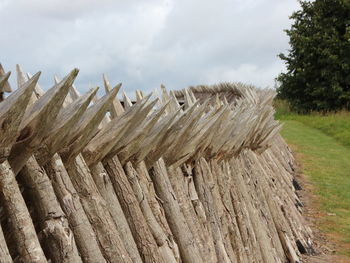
left=19, top=156, right=82, bottom=263
left=9, top=69, right=79, bottom=174
left=44, top=154, right=107, bottom=263
left=0, top=160, right=47, bottom=263
left=103, top=156, right=165, bottom=263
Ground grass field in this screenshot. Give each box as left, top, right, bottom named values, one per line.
left=275, top=100, right=350, bottom=148
left=276, top=103, right=350, bottom=256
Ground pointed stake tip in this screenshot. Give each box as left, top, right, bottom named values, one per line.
left=71, top=68, right=79, bottom=77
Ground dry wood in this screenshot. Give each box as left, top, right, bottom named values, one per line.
left=103, top=156, right=164, bottom=263
left=0, top=64, right=12, bottom=93
left=64, top=154, right=133, bottom=263
left=35, top=88, right=98, bottom=165
left=0, top=160, right=47, bottom=263
left=167, top=165, right=217, bottom=263
left=0, top=223, right=12, bottom=263
left=214, top=161, right=249, bottom=263
left=0, top=72, right=11, bottom=94
left=103, top=74, right=124, bottom=117
left=0, top=72, right=40, bottom=162
left=43, top=154, right=107, bottom=263
left=193, top=158, right=232, bottom=263
left=89, top=162, right=143, bottom=263
left=60, top=85, right=120, bottom=162
left=9, top=69, right=79, bottom=174
left=135, top=162, right=181, bottom=262
left=124, top=162, right=178, bottom=263
left=20, top=156, right=82, bottom=263
left=0, top=67, right=315, bottom=263
left=149, top=158, right=203, bottom=263
left=83, top=96, right=153, bottom=166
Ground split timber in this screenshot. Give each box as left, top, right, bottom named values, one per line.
left=0, top=64, right=313, bottom=263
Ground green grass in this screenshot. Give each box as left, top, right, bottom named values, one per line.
left=280, top=120, right=350, bottom=256
left=274, top=99, right=350, bottom=147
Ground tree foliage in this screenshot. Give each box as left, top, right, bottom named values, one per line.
left=277, top=0, right=350, bottom=112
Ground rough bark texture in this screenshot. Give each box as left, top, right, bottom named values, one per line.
left=89, top=162, right=143, bottom=263
left=0, top=160, right=47, bottom=263
left=150, top=159, right=203, bottom=263
left=193, top=159, right=232, bottom=263
left=103, top=156, right=164, bottom=263
left=0, top=68, right=314, bottom=263
left=44, top=154, right=107, bottom=263
left=167, top=165, right=217, bottom=262
left=124, top=162, right=178, bottom=263
left=20, top=156, right=82, bottom=263
left=0, top=223, right=12, bottom=263
left=64, top=154, right=133, bottom=263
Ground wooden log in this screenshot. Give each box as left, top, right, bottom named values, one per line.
left=167, top=165, right=217, bottom=263
left=0, top=160, right=47, bottom=263
left=64, top=154, right=133, bottom=263
left=9, top=69, right=79, bottom=174
left=230, top=156, right=279, bottom=263
left=19, top=156, right=82, bottom=263
left=124, top=162, right=178, bottom=263
left=140, top=109, right=181, bottom=166
left=122, top=91, right=133, bottom=110
left=16, top=65, right=45, bottom=110
left=43, top=154, right=107, bottom=263
left=26, top=72, right=45, bottom=98
left=83, top=96, right=153, bottom=166
left=118, top=102, right=169, bottom=164
left=35, top=88, right=98, bottom=166
left=0, top=72, right=41, bottom=162
left=0, top=71, right=11, bottom=93
left=0, top=223, right=12, bottom=263
left=214, top=161, right=249, bottom=263
left=135, top=162, right=181, bottom=262
left=60, top=85, right=120, bottom=162
left=228, top=159, right=264, bottom=263
left=106, top=96, right=157, bottom=159
left=243, top=151, right=298, bottom=262
left=149, top=158, right=203, bottom=263
left=103, top=156, right=165, bottom=263
left=103, top=74, right=124, bottom=117
left=0, top=64, right=12, bottom=92
left=206, top=160, right=242, bottom=263
left=54, top=75, right=80, bottom=107
left=89, top=162, right=143, bottom=263
left=193, top=158, right=232, bottom=263
left=101, top=85, right=179, bottom=261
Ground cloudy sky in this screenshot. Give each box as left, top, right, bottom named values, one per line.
left=0, top=0, right=300, bottom=96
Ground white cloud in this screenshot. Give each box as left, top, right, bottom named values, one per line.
left=0, top=0, right=300, bottom=97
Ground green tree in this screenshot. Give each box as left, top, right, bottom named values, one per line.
left=277, top=0, right=350, bottom=112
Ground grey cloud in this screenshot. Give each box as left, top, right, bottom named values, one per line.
left=0, top=0, right=299, bottom=98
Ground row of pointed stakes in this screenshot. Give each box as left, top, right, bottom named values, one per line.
left=0, top=64, right=315, bottom=263
left=0, top=64, right=281, bottom=175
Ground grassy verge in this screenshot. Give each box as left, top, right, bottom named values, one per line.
left=274, top=99, right=350, bottom=147
left=280, top=120, right=350, bottom=256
